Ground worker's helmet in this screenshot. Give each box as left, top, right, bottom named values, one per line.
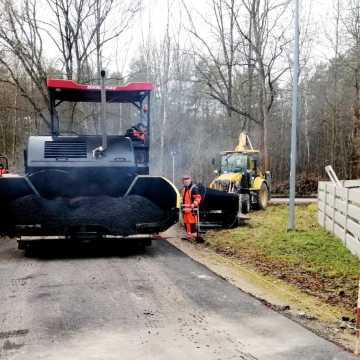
left=137, top=122, right=146, bottom=131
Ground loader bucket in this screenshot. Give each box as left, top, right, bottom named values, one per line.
left=0, top=174, right=179, bottom=238
left=197, top=184, right=240, bottom=227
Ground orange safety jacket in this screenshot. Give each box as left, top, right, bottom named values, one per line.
left=0, top=167, right=7, bottom=175
left=132, top=130, right=146, bottom=142
left=181, top=184, right=202, bottom=224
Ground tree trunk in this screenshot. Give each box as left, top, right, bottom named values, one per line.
left=262, top=101, right=270, bottom=171
left=351, top=89, right=360, bottom=178
left=303, top=89, right=310, bottom=171
left=331, top=0, right=340, bottom=168
left=258, top=66, right=269, bottom=170
left=12, top=86, right=17, bottom=163
left=159, top=93, right=168, bottom=175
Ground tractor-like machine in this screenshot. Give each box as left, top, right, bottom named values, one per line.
left=184, top=134, right=271, bottom=230
left=210, top=133, right=271, bottom=214
left=0, top=72, right=179, bottom=248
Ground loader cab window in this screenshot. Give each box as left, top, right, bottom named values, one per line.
left=248, top=155, right=259, bottom=176
left=0, top=157, right=8, bottom=169
left=221, top=153, right=247, bottom=174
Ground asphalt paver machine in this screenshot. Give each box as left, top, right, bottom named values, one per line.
left=0, top=72, right=179, bottom=244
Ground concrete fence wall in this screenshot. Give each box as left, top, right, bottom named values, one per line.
left=318, top=180, right=360, bottom=257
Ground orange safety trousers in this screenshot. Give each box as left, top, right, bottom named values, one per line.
left=182, top=186, right=201, bottom=240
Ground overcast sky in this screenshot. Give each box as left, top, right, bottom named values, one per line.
left=37, top=0, right=345, bottom=81
left=112, top=0, right=342, bottom=76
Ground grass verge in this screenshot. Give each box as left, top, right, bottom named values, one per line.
left=205, top=204, right=360, bottom=311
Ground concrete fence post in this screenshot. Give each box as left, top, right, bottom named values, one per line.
left=344, top=188, right=349, bottom=245
left=324, top=183, right=328, bottom=227
left=332, top=186, right=336, bottom=234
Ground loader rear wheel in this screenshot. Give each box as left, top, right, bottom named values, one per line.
left=255, top=183, right=269, bottom=210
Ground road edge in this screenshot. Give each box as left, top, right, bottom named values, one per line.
left=164, top=227, right=356, bottom=354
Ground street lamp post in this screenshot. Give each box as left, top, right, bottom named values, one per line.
left=288, top=0, right=300, bottom=230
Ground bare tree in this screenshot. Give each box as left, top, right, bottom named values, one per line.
left=0, top=0, right=50, bottom=127
left=157, top=3, right=172, bottom=175
left=342, top=0, right=360, bottom=178
left=182, top=0, right=260, bottom=134
left=0, top=0, right=140, bottom=134
left=234, top=0, right=291, bottom=169
left=182, top=0, right=290, bottom=168
left=332, top=0, right=341, bottom=168
left=43, top=0, right=140, bottom=82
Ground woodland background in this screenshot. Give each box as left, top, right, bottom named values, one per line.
left=0, top=0, right=359, bottom=191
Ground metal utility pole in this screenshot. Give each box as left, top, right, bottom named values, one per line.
left=288, top=0, right=300, bottom=230
left=171, top=151, right=176, bottom=184
left=100, top=70, right=107, bottom=151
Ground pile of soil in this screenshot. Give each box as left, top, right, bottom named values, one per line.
left=7, top=195, right=165, bottom=235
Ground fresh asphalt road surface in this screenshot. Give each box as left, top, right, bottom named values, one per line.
left=0, top=237, right=355, bottom=360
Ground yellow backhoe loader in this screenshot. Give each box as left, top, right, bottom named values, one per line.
left=210, top=133, right=271, bottom=214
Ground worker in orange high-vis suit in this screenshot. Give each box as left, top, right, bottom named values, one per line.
left=181, top=175, right=202, bottom=241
